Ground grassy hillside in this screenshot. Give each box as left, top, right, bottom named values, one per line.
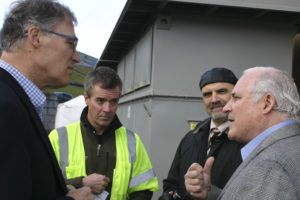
left=43, top=65, right=93, bottom=97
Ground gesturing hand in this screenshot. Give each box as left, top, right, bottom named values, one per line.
left=184, top=157, right=214, bottom=200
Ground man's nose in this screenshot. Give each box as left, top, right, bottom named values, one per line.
left=223, top=100, right=232, bottom=113
left=102, top=102, right=111, bottom=112
left=211, top=92, right=219, bottom=102
left=72, top=51, right=81, bottom=63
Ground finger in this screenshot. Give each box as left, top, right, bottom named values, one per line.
left=66, top=185, right=76, bottom=191
left=81, top=186, right=92, bottom=192
left=188, top=162, right=202, bottom=171
left=104, top=176, right=110, bottom=183
left=186, top=182, right=203, bottom=193
left=185, top=168, right=204, bottom=180
left=185, top=175, right=204, bottom=187
left=104, top=182, right=109, bottom=187
left=203, top=157, right=214, bottom=177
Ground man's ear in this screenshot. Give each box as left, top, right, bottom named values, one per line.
left=83, top=93, right=89, bottom=106
left=26, top=26, right=42, bottom=48
left=262, top=93, right=276, bottom=114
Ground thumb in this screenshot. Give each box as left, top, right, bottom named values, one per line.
left=203, top=157, right=214, bottom=177
left=66, top=185, right=76, bottom=191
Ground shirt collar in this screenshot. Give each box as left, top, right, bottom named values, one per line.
left=0, top=59, right=46, bottom=120
left=81, top=106, right=122, bottom=135
left=210, top=120, right=230, bottom=134
left=241, top=120, right=296, bottom=160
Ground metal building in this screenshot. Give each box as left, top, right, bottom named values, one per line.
left=97, top=0, right=300, bottom=198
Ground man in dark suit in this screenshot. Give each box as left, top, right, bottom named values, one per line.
left=0, top=0, right=93, bottom=199
left=185, top=67, right=300, bottom=200
left=162, top=68, right=244, bottom=200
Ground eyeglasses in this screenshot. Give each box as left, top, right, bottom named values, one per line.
left=48, top=31, right=78, bottom=52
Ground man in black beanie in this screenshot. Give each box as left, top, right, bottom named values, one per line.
left=161, top=68, right=244, bottom=200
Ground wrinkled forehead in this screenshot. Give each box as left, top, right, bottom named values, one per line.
left=232, top=73, right=257, bottom=95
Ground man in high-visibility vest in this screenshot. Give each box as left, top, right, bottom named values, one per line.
left=49, top=67, right=159, bottom=200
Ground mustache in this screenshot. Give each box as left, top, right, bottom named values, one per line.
left=97, top=113, right=113, bottom=118
left=210, top=101, right=225, bottom=109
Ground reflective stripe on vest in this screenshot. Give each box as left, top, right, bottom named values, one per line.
left=126, top=128, right=136, bottom=185
left=126, top=129, right=136, bottom=164
left=57, top=127, right=137, bottom=179
left=56, top=126, right=69, bottom=178
left=56, top=126, right=156, bottom=190
left=126, top=129, right=156, bottom=189
left=129, top=168, right=156, bottom=188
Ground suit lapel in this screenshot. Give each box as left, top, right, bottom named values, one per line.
left=0, top=68, right=67, bottom=192
left=239, top=122, right=299, bottom=170
left=219, top=122, right=300, bottom=198
left=194, top=119, right=210, bottom=166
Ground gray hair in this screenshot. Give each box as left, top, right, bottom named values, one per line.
left=84, top=67, right=123, bottom=97
left=245, top=66, right=300, bottom=122
left=0, top=0, right=77, bottom=52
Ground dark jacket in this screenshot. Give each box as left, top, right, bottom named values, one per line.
left=162, top=118, right=244, bottom=200
left=0, top=68, right=72, bottom=200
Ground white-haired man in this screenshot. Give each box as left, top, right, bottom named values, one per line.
left=185, top=67, right=300, bottom=200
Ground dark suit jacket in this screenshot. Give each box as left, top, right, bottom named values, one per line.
left=163, top=118, right=244, bottom=199
left=215, top=122, right=300, bottom=200
left=0, top=68, right=72, bottom=200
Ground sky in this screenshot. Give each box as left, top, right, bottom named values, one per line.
left=0, top=0, right=127, bottom=58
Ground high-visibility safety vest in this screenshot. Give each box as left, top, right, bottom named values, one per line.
left=49, top=121, right=159, bottom=200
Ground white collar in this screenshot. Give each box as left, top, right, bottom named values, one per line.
left=210, top=120, right=230, bottom=134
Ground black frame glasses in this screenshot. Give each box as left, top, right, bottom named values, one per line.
left=48, top=31, right=78, bottom=52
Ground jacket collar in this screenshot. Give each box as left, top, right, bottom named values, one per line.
left=0, top=68, right=68, bottom=193
left=219, top=122, right=300, bottom=198
left=193, top=118, right=211, bottom=134
left=80, top=106, right=122, bottom=136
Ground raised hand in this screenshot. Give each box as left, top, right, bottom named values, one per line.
left=184, top=157, right=214, bottom=200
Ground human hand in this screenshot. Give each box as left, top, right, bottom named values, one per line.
left=184, top=157, right=214, bottom=200
left=168, top=190, right=174, bottom=197
left=162, top=191, right=175, bottom=200
left=82, top=173, right=110, bottom=194
left=66, top=186, right=94, bottom=200
left=66, top=185, right=76, bottom=191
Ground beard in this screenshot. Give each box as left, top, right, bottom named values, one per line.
left=211, top=110, right=228, bottom=121
left=210, top=106, right=228, bottom=123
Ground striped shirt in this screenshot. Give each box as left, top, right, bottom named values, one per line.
left=0, top=59, right=46, bottom=120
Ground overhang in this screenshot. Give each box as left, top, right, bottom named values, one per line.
left=97, top=0, right=300, bottom=68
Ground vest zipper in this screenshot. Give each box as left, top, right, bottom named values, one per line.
left=97, top=144, right=101, bottom=157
